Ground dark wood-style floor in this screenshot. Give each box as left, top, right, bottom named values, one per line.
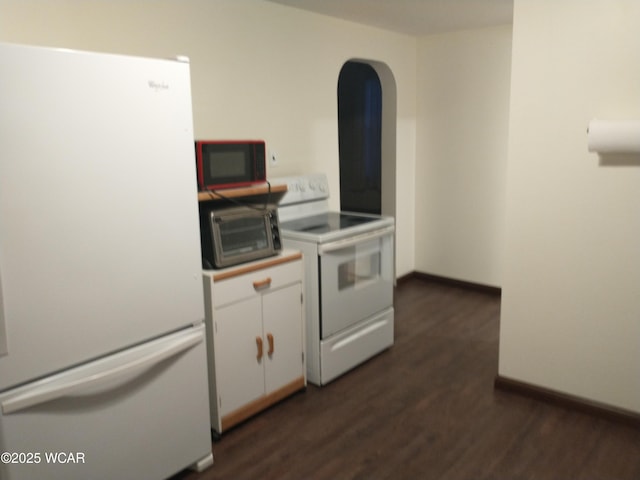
left=171, top=277, right=640, bottom=480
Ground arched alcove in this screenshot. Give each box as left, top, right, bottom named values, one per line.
left=337, top=59, right=397, bottom=219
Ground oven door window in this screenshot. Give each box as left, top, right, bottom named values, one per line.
left=338, top=249, right=381, bottom=290
left=319, top=233, right=393, bottom=339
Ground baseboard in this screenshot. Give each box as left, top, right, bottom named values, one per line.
left=397, top=271, right=501, bottom=296
left=494, top=375, right=640, bottom=428
left=395, top=271, right=416, bottom=285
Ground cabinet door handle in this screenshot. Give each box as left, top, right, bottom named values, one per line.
left=252, top=277, right=272, bottom=290
left=256, top=336, right=263, bottom=360
left=267, top=333, right=274, bottom=356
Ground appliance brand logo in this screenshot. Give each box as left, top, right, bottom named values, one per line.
left=148, top=80, right=169, bottom=92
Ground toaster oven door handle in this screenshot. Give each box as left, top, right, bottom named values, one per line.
left=318, top=225, right=395, bottom=255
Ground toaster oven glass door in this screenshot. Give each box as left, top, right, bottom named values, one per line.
left=218, top=215, right=269, bottom=256
left=210, top=208, right=277, bottom=268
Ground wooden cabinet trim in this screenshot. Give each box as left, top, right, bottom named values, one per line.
left=212, top=252, right=303, bottom=282
left=221, top=376, right=306, bottom=432
left=198, top=184, right=287, bottom=202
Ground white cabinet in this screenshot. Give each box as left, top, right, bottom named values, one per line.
left=202, top=250, right=305, bottom=435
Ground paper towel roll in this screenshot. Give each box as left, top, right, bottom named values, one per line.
left=587, top=119, right=640, bottom=153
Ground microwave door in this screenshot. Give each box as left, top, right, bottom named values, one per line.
left=207, top=150, right=250, bottom=185
left=197, top=140, right=265, bottom=190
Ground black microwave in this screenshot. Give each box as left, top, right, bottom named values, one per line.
left=195, top=140, right=266, bottom=190
left=199, top=204, right=282, bottom=269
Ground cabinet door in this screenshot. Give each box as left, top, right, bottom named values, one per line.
left=262, top=283, right=304, bottom=394
left=214, top=296, right=264, bottom=417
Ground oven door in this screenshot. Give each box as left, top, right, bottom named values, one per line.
left=318, top=225, right=394, bottom=339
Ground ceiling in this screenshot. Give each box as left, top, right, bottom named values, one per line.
left=264, top=0, right=513, bottom=36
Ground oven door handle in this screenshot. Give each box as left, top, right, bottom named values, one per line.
left=318, top=225, right=395, bottom=255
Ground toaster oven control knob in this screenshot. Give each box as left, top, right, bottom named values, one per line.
left=272, top=227, right=282, bottom=250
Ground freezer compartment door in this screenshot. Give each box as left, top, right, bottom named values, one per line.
left=0, top=325, right=212, bottom=480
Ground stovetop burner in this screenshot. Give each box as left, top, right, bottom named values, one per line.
left=280, top=212, right=378, bottom=235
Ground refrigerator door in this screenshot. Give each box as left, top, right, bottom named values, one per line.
left=0, top=272, right=7, bottom=357
left=0, top=324, right=213, bottom=480
left=0, top=43, right=204, bottom=390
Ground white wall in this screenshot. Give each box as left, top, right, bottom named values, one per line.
left=415, top=26, right=512, bottom=287
left=6, top=0, right=635, bottom=418
left=499, top=0, right=640, bottom=413
left=0, top=0, right=417, bottom=278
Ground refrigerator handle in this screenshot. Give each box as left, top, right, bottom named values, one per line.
left=1, top=328, right=203, bottom=415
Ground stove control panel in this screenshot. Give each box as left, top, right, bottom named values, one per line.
left=272, top=173, right=330, bottom=207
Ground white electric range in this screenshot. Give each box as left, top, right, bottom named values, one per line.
left=273, top=173, right=395, bottom=385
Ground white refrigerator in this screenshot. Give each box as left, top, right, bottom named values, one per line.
left=0, top=43, right=213, bottom=479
